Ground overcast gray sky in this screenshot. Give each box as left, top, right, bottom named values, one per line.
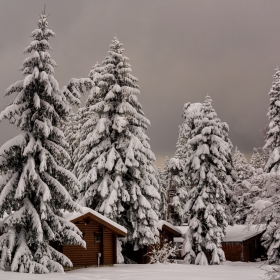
left=0, top=0, right=279, bottom=167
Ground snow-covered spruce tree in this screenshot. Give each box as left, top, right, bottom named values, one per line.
left=246, top=172, right=280, bottom=265
left=162, top=157, right=172, bottom=221
left=154, top=166, right=167, bottom=221
left=183, top=95, right=235, bottom=265
left=232, top=147, right=253, bottom=224
left=63, top=111, right=79, bottom=169
left=250, top=148, right=265, bottom=171
left=0, top=13, right=85, bottom=273
left=167, top=103, right=203, bottom=225
left=75, top=38, right=160, bottom=250
left=62, top=77, right=93, bottom=170
left=264, top=68, right=280, bottom=172
left=232, top=147, right=252, bottom=181
left=167, top=157, right=187, bottom=225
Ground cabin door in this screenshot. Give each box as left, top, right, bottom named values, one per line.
left=93, top=228, right=102, bottom=266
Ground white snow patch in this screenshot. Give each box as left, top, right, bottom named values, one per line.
left=0, top=262, right=269, bottom=280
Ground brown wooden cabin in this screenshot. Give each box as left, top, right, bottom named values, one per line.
left=60, top=208, right=127, bottom=268
left=124, top=220, right=182, bottom=264
left=222, top=225, right=266, bottom=262
left=175, top=225, right=266, bottom=262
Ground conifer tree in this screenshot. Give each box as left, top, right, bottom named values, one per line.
left=162, top=157, right=172, bottom=221
left=63, top=111, right=79, bottom=169
left=250, top=148, right=265, bottom=170
left=0, top=13, right=85, bottom=273
left=168, top=157, right=187, bottom=225
left=264, top=68, right=280, bottom=172
left=74, top=38, right=160, bottom=250
left=232, top=147, right=253, bottom=223
left=167, top=103, right=203, bottom=225
left=63, top=77, right=93, bottom=170
left=154, top=166, right=167, bottom=220
left=232, top=147, right=252, bottom=181
left=183, top=96, right=235, bottom=265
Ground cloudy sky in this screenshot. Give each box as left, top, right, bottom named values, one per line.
left=0, top=0, right=279, bottom=167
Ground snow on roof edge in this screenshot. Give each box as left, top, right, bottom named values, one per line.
left=158, top=220, right=182, bottom=235
left=222, top=224, right=265, bottom=242
left=63, top=206, right=127, bottom=234
left=175, top=224, right=265, bottom=242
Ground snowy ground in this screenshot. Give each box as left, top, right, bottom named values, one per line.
left=0, top=262, right=272, bottom=280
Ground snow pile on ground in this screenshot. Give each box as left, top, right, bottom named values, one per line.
left=0, top=262, right=271, bottom=280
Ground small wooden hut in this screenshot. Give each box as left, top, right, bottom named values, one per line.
left=175, top=225, right=266, bottom=262
left=61, top=207, right=127, bottom=268
left=124, top=220, right=182, bottom=264
left=222, top=225, right=266, bottom=262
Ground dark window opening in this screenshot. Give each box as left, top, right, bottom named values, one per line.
left=94, top=232, right=101, bottom=243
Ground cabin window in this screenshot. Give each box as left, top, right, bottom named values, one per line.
left=94, top=232, right=101, bottom=243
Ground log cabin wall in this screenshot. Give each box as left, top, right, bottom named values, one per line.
left=243, top=233, right=266, bottom=262
left=62, top=218, right=102, bottom=267
left=222, top=233, right=266, bottom=262
left=222, top=242, right=243, bottom=261
left=102, top=228, right=117, bottom=265
left=62, top=216, right=118, bottom=267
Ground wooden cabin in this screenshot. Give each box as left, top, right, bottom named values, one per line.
left=175, top=225, right=266, bottom=262
left=124, top=220, right=182, bottom=264
left=61, top=207, right=127, bottom=268
left=222, top=225, right=266, bottom=262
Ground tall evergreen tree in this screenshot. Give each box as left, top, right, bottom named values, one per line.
left=154, top=166, right=167, bottom=220
left=63, top=77, right=93, bottom=170
left=74, top=38, right=160, bottom=250
left=168, top=157, right=187, bottom=225
left=183, top=96, right=235, bottom=265
left=264, top=68, right=280, bottom=172
left=232, top=147, right=252, bottom=181
left=232, top=147, right=253, bottom=224
left=168, top=103, right=203, bottom=225
left=250, top=148, right=265, bottom=170
left=0, top=13, right=84, bottom=273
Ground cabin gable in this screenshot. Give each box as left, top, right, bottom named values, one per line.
left=62, top=212, right=126, bottom=268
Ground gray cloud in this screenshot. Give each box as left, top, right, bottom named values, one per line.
left=0, top=0, right=279, bottom=167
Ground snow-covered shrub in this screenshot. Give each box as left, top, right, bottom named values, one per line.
left=147, top=239, right=180, bottom=264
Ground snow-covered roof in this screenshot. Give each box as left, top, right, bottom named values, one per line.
left=222, top=225, right=265, bottom=242
left=174, top=224, right=265, bottom=243
left=174, top=226, right=189, bottom=242
left=63, top=206, right=127, bottom=236
left=157, top=220, right=182, bottom=236
left=176, top=226, right=189, bottom=235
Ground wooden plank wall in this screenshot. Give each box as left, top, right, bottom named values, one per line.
left=243, top=234, right=266, bottom=262
left=62, top=219, right=102, bottom=267
left=222, top=242, right=242, bottom=261
left=103, top=228, right=114, bottom=265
